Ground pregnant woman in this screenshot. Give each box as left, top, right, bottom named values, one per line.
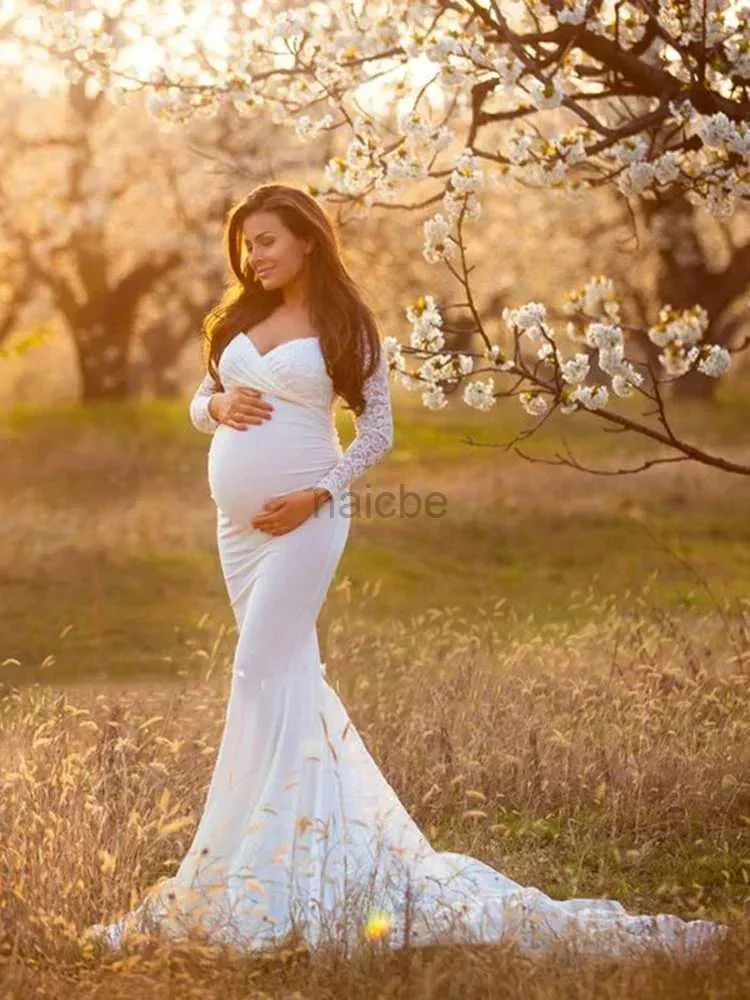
left=87, top=184, right=728, bottom=959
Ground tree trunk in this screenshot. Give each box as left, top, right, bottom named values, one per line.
left=150, top=367, right=181, bottom=398
left=76, top=336, right=131, bottom=401
left=638, top=194, right=724, bottom=406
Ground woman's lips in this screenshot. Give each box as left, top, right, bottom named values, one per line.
left=256, top=267, right=274, bottom=278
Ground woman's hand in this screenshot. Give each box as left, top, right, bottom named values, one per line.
left=251, top=488, right=332, bottom=536
left=210, top=387, right=274, bottom=429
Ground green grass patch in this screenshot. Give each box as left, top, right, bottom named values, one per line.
left=1, top=388, right=748, bottom=685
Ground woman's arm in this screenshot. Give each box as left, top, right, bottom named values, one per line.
left=189, top=372, right=222, bottom=434
left=312, top=341, right=394, bottom=503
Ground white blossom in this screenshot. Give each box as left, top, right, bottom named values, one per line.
left=536, top=340, right=555, bottom=360
left=419, top=352, right=456, bottom=384
left=433, top=126, right=454, bottom=152
left=560, top=353, right=590, bottom=385
left=562, top=276, right=621, bottom=321
left=422, top=383, right=449, bottom=409
left=616, top=161, right=656, bottom=197
left=423, top=213, right=458, bottom=263
left=451, top=148, right=484, bottom=194
left=599, top=347, right=643, bottom=387
left=425, top=33, right=461, bottom=61
left=658, top=344, right=701, bottom=377
left=405, top=294, right=442, bottom=329
left=410, top=325, right=445, bottom=352
left=273, top=10, right=310, bottom=40
left=585, top=322, right=624, bottom=353
left=503, top=302, right=554, bottom=347
left=486, top=343, right=515, bottom=371
left=487, top=51, right=524, bottom=88
left=398, top=108, right=436, bottom=141
left=387, top=148, right=429, bottom=182
left=553, top=1, right=589, bottom=26
left=463, top=377, right=496, bottom=411
left=697, top=344, right=731, bottom=377
left=611, top=374, right=635, bottom=398
left=525, top=76, right=566, bottom=110
left=439, top=61, right=467, bottom=89
left=652, top=151, right=682, bottom=184
left=559, top=392, right=580, bottom=415
left=384, top=336, right=406, bottom=371
left=697, top=111, right=737, bottom=148
left=294, top=112, right=334, bottom=139
left=648, top=305, right=709, bottom=348
left=613, top=135, right=649, bottom=164
left=444, top=188, right=482, bottom=222
left=506, top=130, right=534, bottom=165
left=570, top=384, right=609, bottom=410
left=519, top=390, right=549, bottom=416
left=526, top=159, right=569, bottom=188
left=406, top=294, right=445, bottom=352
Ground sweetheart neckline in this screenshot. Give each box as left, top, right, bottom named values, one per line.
left=239, top=332, right=321, bottom=361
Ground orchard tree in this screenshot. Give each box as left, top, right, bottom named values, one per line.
left=7, top=0, right=750, bottom=472
left=0, top=75, right=225, bottom=400
left=638, top=191, right=750, bottom=400
left=0, top=2, right=345, bottom=400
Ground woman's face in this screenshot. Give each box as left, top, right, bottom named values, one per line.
left=243, top=210, right=312, bottom=291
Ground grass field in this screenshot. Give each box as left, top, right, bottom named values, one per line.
left=0, top=379, right=748, bottom=997
left=2, top=382, right=749, bottom=686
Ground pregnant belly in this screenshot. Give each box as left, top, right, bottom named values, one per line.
left=207, top=401, right=340, bottom=526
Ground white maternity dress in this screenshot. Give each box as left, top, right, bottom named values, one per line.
left=86, top=331, right=729, bottom=959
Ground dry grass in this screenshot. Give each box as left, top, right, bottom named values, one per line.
left=2, top=382, right=749, bottom=995
left=1, top=591, right=748, bottom=998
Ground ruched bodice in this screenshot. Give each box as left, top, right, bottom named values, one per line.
left=207, top=336, right=343, bottom=525
left=219, top=332, right=336, bottom=412
left=189, top=331, right=395, bottom=505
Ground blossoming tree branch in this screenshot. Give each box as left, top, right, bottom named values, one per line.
left=11, top=0, right=750, bottom=475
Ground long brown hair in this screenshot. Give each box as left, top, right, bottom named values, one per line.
left=201, top=183, right=382, bottom=416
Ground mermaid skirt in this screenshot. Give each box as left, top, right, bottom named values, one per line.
left=87, top=502, right=729, bottom=958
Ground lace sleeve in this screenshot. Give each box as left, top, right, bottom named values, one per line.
left=189, top=371, right=221, bottom=434
left=313, top=340, right=394, bottom=503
